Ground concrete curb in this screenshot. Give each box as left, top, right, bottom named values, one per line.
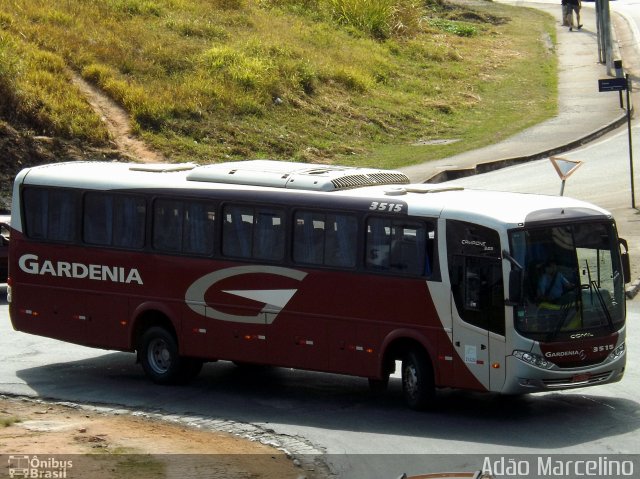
left=425, top=113, right=629, bottom=183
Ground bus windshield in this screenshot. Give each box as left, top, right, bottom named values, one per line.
left=510, top=221, right=625, bottom=341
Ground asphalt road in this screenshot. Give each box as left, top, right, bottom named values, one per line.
left=1, top=285, right=638, bottom=478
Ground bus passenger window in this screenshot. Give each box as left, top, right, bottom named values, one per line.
left=153, top=199, right=182, bottom=252
left=325, top=214, right=357, bottom=268
left=152, top=199, right=215, bottom=255
left=24, top=187, right=77, bottom=242
left=365, top=217, right=432, bottom=276
left=253, top=209, right=284, bottom=261
left=366, top=218, right=391, bottom=270
left=223, top=206, right=252, bottom=258
left=293, top=212, right=325, bottom=265
left=84, top=193, right=113, bottom=245
left=222, top=205, right=284, bottom=261
left=293, top=211, right=356, bottom=268
left=24, top=188, right=50, bottom=240
left=183, top=202, right=215, bottom=255
left=84, top=193, right=146, bottom=249
left=112, top=196, right=146, bottom=249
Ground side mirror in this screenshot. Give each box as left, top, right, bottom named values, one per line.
left=620, top=238, right=631, bottom=284
left=507, top=269, right=523, bottom=305
left=502, top=249, right=523, bottom=305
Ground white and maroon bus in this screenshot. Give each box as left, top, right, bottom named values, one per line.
left=7, top=160, right=630, bottom=409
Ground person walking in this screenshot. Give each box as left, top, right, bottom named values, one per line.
left=566, top=0, right=582, bottom=31
left=561, top=0, right=571, bottom=27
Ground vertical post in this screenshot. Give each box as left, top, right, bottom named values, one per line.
left=604, top=0, right=614, bottom=74
left=560, top=180, right=566, bottom=197
left=596, top=0, right=604, bottom=64
left=615, top=60, right=624, bottom=108
left=626, top=74, right=636, bottom=208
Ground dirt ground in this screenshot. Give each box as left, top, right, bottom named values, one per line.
left=0, top=396, right=318, bottom=478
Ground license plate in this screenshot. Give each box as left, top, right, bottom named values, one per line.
left=572, top=373, right=591, bottom=383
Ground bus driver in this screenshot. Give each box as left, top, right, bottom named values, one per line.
left=537, top=260, right=574, bottom=303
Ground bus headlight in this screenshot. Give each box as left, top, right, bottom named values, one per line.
left=513, top=350, right=555, bottom=370
left=608, top=343, right=625, bottom=361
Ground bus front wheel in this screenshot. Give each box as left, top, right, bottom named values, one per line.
left=402, top=349, right=435, bottom=410
left=139, top=326, right=202, bottom=384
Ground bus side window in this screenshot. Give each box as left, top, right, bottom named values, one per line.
left=389, top=223, right=427, bottom=275
left=325, top=214, right=357, bottom=268
left=114, top=196, right=146, bottom=249
left=153, top=199, right=216, bottom=255
left=24, top=187, right=77, bottom=242
left=293, top=211, right=325, bottom=265
left=223, top=205, right=252, bottom=258
left=222, top=205, right=284, bottom=261
left=183, top=202, right=215, bottom=255
left=293, top=211, right=357, bottom=268
left=84, top=193, right=146, bottom=249
left=48, top=190, right=77, bottom=242
left=253, top=208, right=284, bottom=261
left=365, top=217, right=433, bottom=276
left=153, top=199, right=183, bottom=252
left=84, top=193, right=113, bottom=245
left=366, top=218, right=391, bottom=270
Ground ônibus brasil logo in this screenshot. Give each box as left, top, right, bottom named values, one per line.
left=185, top=265, right=307, bottom=324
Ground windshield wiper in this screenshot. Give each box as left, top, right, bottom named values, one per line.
left=547, top=301, right=578, bottom=341
left=584, top=259, right=615, bottom=332
left=591, top=280, right=614, bottom=331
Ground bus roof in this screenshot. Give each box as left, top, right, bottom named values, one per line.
left=14, top=160, right=612, bottom=229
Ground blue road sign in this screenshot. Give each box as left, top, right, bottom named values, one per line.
left=598, top=78, right=628, bottom=92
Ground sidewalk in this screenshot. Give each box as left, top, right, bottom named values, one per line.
left=400, top=2, right=640, bottom=298
left=401, top=3, right=626, bottom=183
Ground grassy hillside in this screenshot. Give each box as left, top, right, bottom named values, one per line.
left=0, top=0, right=556, bottom=170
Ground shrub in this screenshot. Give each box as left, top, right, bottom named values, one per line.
left=427, top=18, right=478, bottom=37
left=326, top=0, right=424, bottom=39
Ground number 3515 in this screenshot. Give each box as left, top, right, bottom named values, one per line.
left=369, top=201, right=403, bottom=213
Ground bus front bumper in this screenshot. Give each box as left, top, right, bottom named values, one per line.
left=500, top=353, right=626, bottom=395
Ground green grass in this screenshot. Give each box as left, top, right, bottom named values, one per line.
left=0, top=0, right=557, bottom=168
left=0, top=29, right=110, bottom=143
left=1, top=415, right=21, bottom=427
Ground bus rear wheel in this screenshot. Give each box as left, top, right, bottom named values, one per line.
left=402, top=349, right=435, bottom=410
left=139, top=326, right=202, bottom=384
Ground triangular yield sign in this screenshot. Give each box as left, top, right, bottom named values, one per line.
left=549, top=156, right=583, bottom=180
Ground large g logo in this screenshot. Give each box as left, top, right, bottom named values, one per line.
left=185, top=265, right=307, bottom=324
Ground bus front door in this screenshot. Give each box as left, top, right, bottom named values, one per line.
left=446, top=220, right=505, bottom=392
left=451, top=304, right=490, bottom=391
left=449, top=255, right=506, bottom=392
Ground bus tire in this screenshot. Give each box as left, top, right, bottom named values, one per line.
left=139, top=326, right=201, bottom=384
left=401, top=349, right=435, bottom=410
